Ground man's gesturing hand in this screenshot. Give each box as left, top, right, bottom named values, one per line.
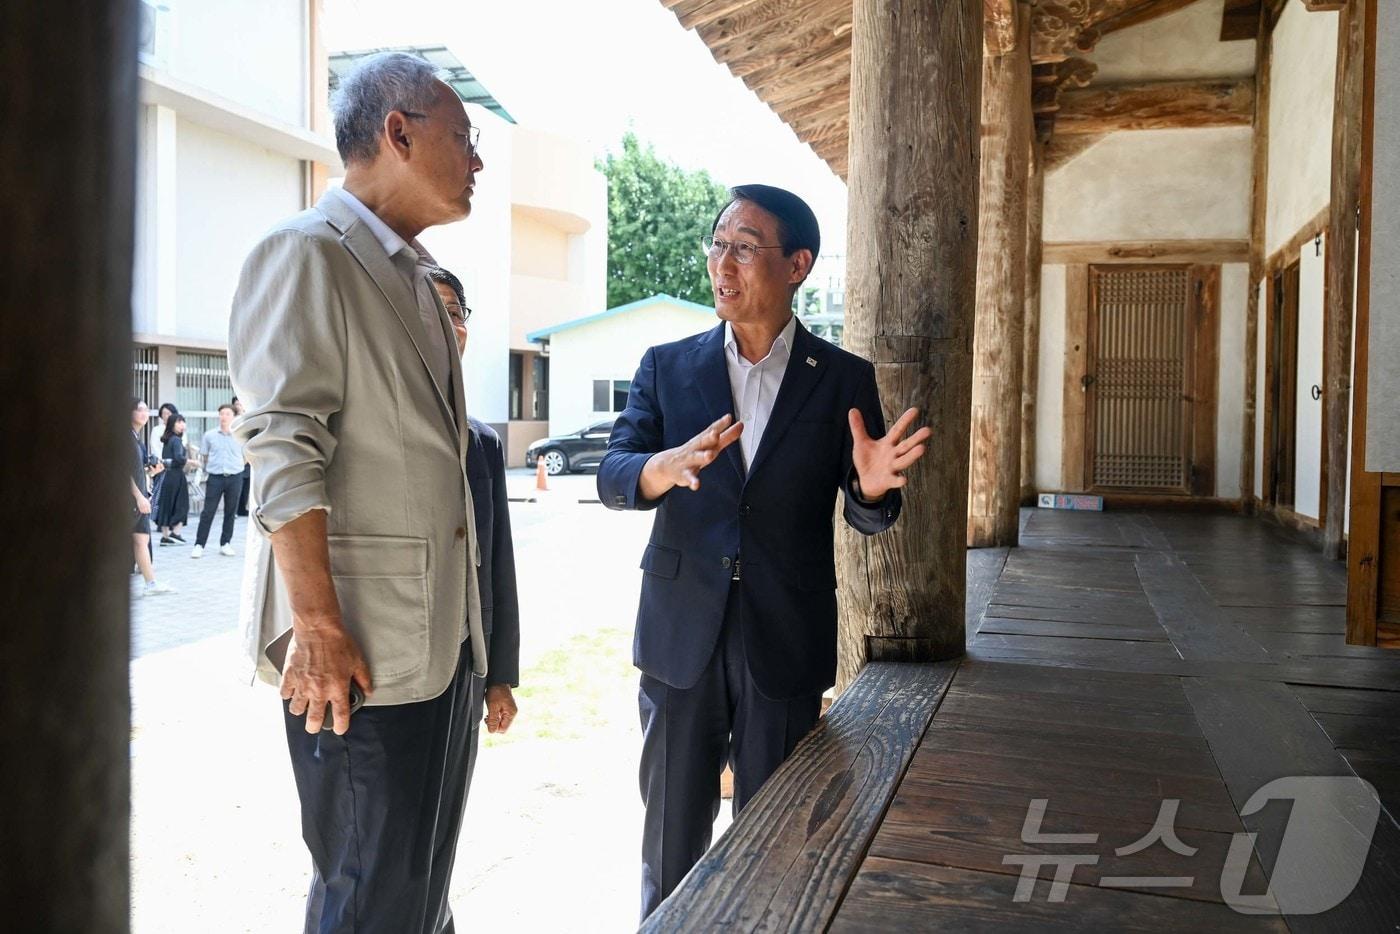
left=638, top=414, right=744, bottom=499
left=849, top=407, right=932, bottom=502
left=281, top=621, right=373, bottom=735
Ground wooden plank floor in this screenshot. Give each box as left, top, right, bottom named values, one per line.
left=651, top=509, right=1400, bottom=932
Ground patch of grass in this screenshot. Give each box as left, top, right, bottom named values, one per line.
left=485, top=627, right=634, bottom=746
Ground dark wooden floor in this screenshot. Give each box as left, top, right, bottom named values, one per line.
left=643, top=510, right=1400, bottom=932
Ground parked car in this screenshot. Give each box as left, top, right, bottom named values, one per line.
left=525, top=419, right=616, bottom=475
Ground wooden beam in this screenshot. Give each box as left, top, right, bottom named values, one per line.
left=700, top=0, right=846, bottom=63
left=1098, top=0, right=1200, bottom=35
left=1347, top=0, right=1381, bottom=646
left=1221, top=0, right=1262, bottom=41
left=1061, top=265, right=1090, bottom=491
left=1021, top=140, right=1046, bottom=504
left=1055, top=78, right=1255, bottom=134
left=1264, top=205, right=1330, bottom=275
left=836, top=0, right=981, bottom=687
left=1191, top=265, right=1222, bottom=496
left=1241, top=6, right=1273, bottom=511
left=2, top=0, right=137, bottom=930
left=1302, top=0, right=1347, bottom=10
left=984, top=0, right=1017, bottom=54
left=677, top=0, right=769, bottom=31
left=639, top=663, right=958, bottom=931
left=1042, top=239, right=1250, bottom=264
left=1324, top=0, right=1367, bottom=560
left=969, top=4, right=1032, bottom=548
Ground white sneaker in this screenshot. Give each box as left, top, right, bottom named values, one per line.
left=191, top=545, right=204, bottom=559
left=220, top=544, right=236, bottom=557
left=145, top=580, right=176, bottom=596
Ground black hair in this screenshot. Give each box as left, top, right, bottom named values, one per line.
left=161, top=413, right=185, bottom=444
left=158, top=402, right=179, bottom=418
left=217, top=403, right=236, bottom=415
left=426, top=265, right=467, bottom=306
left=131, top=397, right=144, bottom=412
left=711, top=184, right=821, bottom=258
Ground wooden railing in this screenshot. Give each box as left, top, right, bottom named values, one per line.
left=641, top=660, right=959, bottom=932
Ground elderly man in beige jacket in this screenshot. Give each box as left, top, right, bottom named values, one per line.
left=228, top=52, right=515, bottom=934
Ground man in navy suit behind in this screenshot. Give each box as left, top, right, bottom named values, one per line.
left=598, top=185, right=931, bottom=918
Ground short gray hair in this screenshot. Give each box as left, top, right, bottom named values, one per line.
left=331, top=52, right=442, bottom=166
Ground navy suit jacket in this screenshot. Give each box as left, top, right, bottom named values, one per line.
left=466, top=417, right=520, bottom=687
left=598, top=320, right=901, bottom=701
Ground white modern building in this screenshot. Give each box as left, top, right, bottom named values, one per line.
left=129, top=6, right=608, bottom=467
left=131, top=0, right=340, bottom=442
left=527, top=294, right=717, bottom=439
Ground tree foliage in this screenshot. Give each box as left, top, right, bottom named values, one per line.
left=598, top=132, right=730, bottom=308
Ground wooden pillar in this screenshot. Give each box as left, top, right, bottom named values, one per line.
left=0, top=0, right=137, bottom=930
left=968, top=6, right=1032, bottom=547
left=836, top=0, right=982, bottom=691
left=1242, top=6, right=1275, bottom=513
left=1021, top=138, right=1046, bottom=504
left=1323, top=0, right=1367, bottom=559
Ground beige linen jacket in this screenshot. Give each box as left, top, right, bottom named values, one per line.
left=228, top=191, right=485, bottom=705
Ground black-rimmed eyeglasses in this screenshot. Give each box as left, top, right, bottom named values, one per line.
left=443, top=302, right=473, bottom=325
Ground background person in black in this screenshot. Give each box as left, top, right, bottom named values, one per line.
left=231, top=396, right=251, bottom=517
left=155, top=413, right=190, bottom=544
left=129, top=398, right=174, bottom=597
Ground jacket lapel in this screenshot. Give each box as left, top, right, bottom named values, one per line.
left=316, top=193, right=458, bottom=440
left=687, top=324, right=744, bottom=482
left=745, top=321, right=829, bottom=482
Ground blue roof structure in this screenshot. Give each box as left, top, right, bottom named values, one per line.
left=527, top=294, right=715, bottom=343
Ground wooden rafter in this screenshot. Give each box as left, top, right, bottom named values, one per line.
left=985, top=0, right=1018, bottom=54
left=1096, top=0, right=1200, bottom=35
left=1301, top=0, right=1347, bottom=10
left=1055, top=78, right=1255, bottom=134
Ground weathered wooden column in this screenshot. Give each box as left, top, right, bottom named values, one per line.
left=1324, top=0, right=1367, bottom=559
left=0, top=0, right=137, bottom=930
left=968, top=4, right=1032, bottom=547
left=836, top=0, right=983, bottom=691
left=1021, top=137, right=1046, bottom=504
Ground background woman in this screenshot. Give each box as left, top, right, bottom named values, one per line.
left=155, top=413, right=190, bottom=545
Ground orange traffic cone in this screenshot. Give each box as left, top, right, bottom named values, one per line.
left=535, top=457, right=549, bottom=493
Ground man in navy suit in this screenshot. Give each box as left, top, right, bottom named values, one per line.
left=598, top=185, right=931, bottom=918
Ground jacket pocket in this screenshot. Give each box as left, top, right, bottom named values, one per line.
left=328, top=534, right=430, bottom=681
left=639, top=542, right=681, bottom=580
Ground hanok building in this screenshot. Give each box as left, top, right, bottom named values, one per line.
left=6, top=0, right=1400, bottom=929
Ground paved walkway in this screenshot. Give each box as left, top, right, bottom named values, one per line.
left=128, top=469, right=729, bottom=932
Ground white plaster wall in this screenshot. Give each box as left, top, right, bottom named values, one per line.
left=548, top=301, right=716, bottom=436
left=174, top=120, right=303, bottom=345
left=1044, top=128, right=1252, bottom=241
left=1255, top=279, right=1268, bottom=500
left=169, top=0, right=308, bottom=127
left=1216, top=263, right=1249, bottom=499
left=1090, top=0, right=1256, bottom=83
left=1035, top=265, right=1067, bottom=492
left=418, top=105, right=515, bottom=425
left=1265, top=0, right=1338, bottom=256
left=1295, top=234, right=1326, bottom=519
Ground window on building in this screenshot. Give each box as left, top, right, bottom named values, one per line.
left=531, top=356, right=549, bottom=420
left=592, top=378, right=632, bottom=413
left=132, top=345, right=160, bottom=448
left=509, top=352, right=524, bottom=421
left=175, top=350, right=232, bottom=442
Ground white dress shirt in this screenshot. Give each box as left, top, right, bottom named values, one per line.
left=326, top=186, right=455, bottom=400
left=725, top=315, right=797, bottom=470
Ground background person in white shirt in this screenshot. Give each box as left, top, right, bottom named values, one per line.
left=191, top=403, right=244, bottom=557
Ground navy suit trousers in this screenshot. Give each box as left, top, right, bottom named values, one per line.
left=283, top=639, right=484, bottom=934
left=638, top=583, right=823, bottom=919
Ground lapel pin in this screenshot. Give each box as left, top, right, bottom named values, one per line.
left=806, top=356, right=817, bottom=367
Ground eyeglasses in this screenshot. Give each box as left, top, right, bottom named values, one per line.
left=701, top=235, right=785, bottom=265
left=443, top=301, right=472, bottom=325
left=402, top=111, right=480, bottom=156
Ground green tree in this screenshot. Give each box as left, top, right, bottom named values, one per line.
left=598, top=132, right=730, bottom=308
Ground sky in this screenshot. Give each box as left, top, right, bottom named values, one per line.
left=323, top=0, right=849, bottom=253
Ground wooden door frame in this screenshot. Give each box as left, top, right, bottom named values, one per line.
left=1066, top=262, right=1218, bottom=496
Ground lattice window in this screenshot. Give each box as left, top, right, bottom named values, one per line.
left=1089, top=267, right=1191, bottom=492
left=132, top=345, right=160, bottom=447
